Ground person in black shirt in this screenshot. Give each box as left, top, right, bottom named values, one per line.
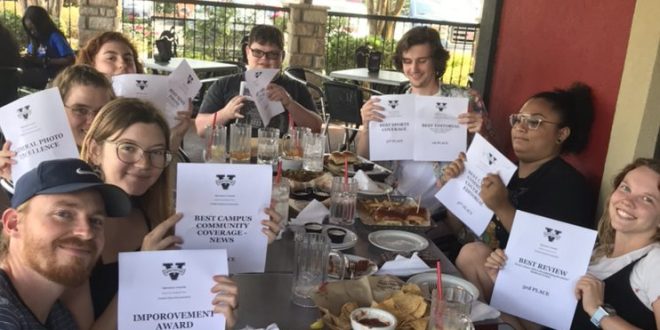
left=442, top=82, right=596, bottom=301
left=0, top=159, right=130, bottom=329
left=195, top=25, right=322, bottom=137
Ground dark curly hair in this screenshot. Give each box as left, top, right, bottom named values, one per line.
left=393, top=26, right=450, bottom=79
left=529, top=82, right=595, bottom=154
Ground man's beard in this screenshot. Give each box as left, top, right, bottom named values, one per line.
left=24, top=235, right=99, bottom=287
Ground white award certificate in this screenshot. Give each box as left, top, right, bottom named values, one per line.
left=166, top=60, right=202, bottom=127
left=490, top=211, right=597, bottom=330
left=118, top=249, right=228, bottom=330
left=368, top=94, right=415, bottom=161
left=413, top=95, right=468, bottom=161
left=112, top=73, right=169, bottom=119
left=0, top=88, right=79, bottom=182
left=175, top=163, right=272, bottom=274
left=434, top=133, right=516, bottom=235
left=244, top=68, right=284, bottom=126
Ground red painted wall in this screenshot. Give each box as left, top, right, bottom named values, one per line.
left=486, top=1, right=636, bottom=190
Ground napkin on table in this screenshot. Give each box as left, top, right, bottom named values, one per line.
left=354, top=170, right=382, bottom=193
left=375, top=252, right=432, bottom=276
left=471, top=300, right=501, bottom=322
left=290, top=199, right=329, bottom=225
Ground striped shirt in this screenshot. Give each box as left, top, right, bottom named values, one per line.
left=0, top=270, right=78, bottom=329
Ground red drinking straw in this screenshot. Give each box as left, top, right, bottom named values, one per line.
left=207, top=112, right=219, bottom=154
left=436, top=261, right=442, bottom=301
left=275, top=160, right=282, bottom=184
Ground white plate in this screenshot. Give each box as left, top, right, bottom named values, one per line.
left=328, top=254, right=378, bottom=279
left=368, top=230, right=429, bottom=252
left=407, top=272, right=480, bottom=300
left=358, top=181, right=394, bottom=196
left=324, top=225, right=358, bottom=250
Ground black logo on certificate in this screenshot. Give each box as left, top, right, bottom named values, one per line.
left=388, top=100, right=399, bottom=109
left=162, top=262, right=186, bottom=280
left=485, top=152, right=497, bottom=165
left=187, top=74, right=194, bottom=84
left=215, top=174, right=236, bottom=190
left=136, top=80, right=149, bottom=90
left=16, top=105, right=31, bottom=120
left=436, top=102, right=447, bottom=112
left=544, top=227, right=562, bottom=242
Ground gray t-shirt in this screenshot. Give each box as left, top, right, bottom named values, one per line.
left=0, top=269, right=78, bottom=329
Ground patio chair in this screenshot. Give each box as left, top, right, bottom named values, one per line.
left=322, top=80, right=382, bottom=151
left=283, top=67, right=330, bottom=121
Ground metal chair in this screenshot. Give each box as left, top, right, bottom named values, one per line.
left=283, top=67, right=330, bottom=121
left=322, top=80, right=382, bottom=151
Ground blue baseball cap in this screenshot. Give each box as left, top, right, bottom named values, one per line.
left=11, top=158, right=131, bottom=217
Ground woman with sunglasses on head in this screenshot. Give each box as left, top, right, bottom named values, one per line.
left=60, top=98, right=282, bottom=329
left=441, top=82, right=596, bottom=301
left=195, top=24, right=322, bottom=137
left=484, top=158, right=659, bottom=330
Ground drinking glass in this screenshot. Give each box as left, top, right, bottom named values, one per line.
left=428, top=288, right=475, bottom=330
left=291, top=232, right=344, bottom=307
left=271, top=177, right=289, bottom=239
left=257, top=127, right=280, bottom=166
left=302, top=132, right=325, bottom=172
left=202, top=125, right=227, bottom=163
left=281, top=127, right=310, bottom=170
left=329, top=177, right=357, bottom=225
left=229, top=123, right=252, bottom=163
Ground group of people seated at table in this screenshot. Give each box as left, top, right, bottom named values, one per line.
left=0, top=6, right=657, bottom=330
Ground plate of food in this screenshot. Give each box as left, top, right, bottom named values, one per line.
left=358, top=196, right=431, bottom=227
left=407, top=272, right=480, bottom=300
left=282, top=169, right=324, bottom=183
left=368, top=230, right=429, bottom=252
left=325, top=151, right=390, bottom=176
left=328, top=254, right=378, bottom=280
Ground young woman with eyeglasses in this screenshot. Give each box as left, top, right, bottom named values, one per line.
left=440, top=82, right=597, bottom=301
left=59, top=98, right=281, bottom=329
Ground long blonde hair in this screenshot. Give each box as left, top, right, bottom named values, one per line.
left=592, top=158, right=660, bottom=259
left=80, top=98, right=172, bottom=228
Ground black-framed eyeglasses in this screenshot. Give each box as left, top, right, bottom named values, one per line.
left=249, top=47, right=283, bottom=60
left=65, top=104, right=100, bottom=120
left=509, top=113, right=560, bottom=130
left=107, top=141, right=172, bottom=169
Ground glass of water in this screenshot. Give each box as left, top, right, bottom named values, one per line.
left=203, top=125, right=227, bottom=163
left=271, top=177, right=289, bottom=239
left=329, top=177, right=357, bottom=225
left=302, top=132, right=325, bottom=172
left=257, top=127, right=280, bottom=167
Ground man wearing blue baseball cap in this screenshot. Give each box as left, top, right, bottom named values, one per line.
left=0, top=158, right=130, bottom=329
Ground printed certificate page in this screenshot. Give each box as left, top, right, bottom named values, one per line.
left=112, top=73, right=169, bottom=119
left=434, top=133, right=516, bottom=235
left=0, top=88, right=79, bottom=182
left=368, top=94, right=415, bottom=161
left=175, top=163, right=271, bottom=274
left=244, top=68, right=284, bottom=126
left=412, top=95, right=468, bottom=161
left=118, top=249, right=228, bottom=330
left=165, top=60, right=202, bottom=127
left=490, top=211, right=597, bottom=330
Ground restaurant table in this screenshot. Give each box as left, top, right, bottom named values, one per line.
left=142, top=57, right=238, bottom=76
left=265, top=222, right=459, bottom=276
left=329, top=68, right=409, bottom=87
